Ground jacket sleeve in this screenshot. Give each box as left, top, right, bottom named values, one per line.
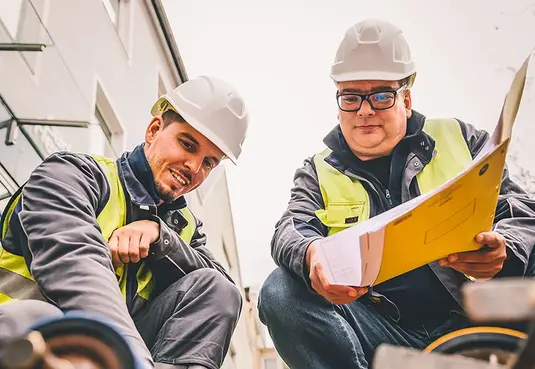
left=16, top=152, right=153, bottom=368
left=149, top=214, right=233, bottom=284
left=270, top=157, right=328, bottom=287
left=459, top=120, right=535, bottom=276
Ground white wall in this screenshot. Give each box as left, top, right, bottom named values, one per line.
left=0, top=0, right=181, bottom=163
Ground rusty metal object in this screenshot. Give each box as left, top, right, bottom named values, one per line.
left=0, top=331, right=74, bottom=369
left=0, top=330, right=125, bottom=369
left=47, top=333, right=123, bottom=369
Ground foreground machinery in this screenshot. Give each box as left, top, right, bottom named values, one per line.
left=374, top=278, right=535, bottom=369
left=0, top=314, right=142, bottom=369
left=2, top=279, right=534, bottom=369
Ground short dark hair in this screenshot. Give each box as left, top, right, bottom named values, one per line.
left=162, top=109, right=186, bottom=128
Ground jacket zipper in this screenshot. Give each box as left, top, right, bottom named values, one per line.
left=345, top=171, right=393, bottom=214
left=385, top=189, right=393, bottom=207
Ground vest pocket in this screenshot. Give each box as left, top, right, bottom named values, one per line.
left=315, top=203, right=365, bottom=230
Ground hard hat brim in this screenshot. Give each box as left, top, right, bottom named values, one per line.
left=150, top=96, right=238, bottom=165
left=330, top=70, right=416, bottom=83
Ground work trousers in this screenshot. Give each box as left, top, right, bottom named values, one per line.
left=0, top=268, right=242, bottom=369
left=258, top=267, right=473, bottom=369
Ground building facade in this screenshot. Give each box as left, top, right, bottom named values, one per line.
left=0, top=0, right=255, bottom=367
left=242, top=287, right=289, bottom=369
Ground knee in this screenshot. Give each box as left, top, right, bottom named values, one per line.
left=188, top=269, right=243, bottom=321
left=258, top=267, right=303, bottom=322
left=0, top=300, right=63, bottom=338
left=1, top=300, right=63, bottom=321
left=28, top=301, right=63, bottom=325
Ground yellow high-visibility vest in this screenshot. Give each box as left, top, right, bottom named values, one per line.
left=313, top=118, right=473, bottom=235
left=0, top=154, right=196, bottom=310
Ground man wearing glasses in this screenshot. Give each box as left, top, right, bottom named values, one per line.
left=258, top=18, right=535, bottom=369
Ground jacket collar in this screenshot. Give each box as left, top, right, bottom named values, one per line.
left=116, top=144, right=187, bottom=210
left=322, top=110, right=436, bottom=171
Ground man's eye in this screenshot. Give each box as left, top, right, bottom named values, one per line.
left=372, top=92, right=394, bottom=102
left=343, top=96, right=360, bottom=103
left=204, top=159, right=214, bottom=169
left=180, top=139, right=194, bottom=151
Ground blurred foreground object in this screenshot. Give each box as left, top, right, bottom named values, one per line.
left=373, top=278, right=535, bottom=369
left=0, top=314, right=141, bottom=369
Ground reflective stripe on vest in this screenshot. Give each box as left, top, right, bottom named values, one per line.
left=0, top=154, right=196, bottom=307
left=313, top=118, right=473, bottom=235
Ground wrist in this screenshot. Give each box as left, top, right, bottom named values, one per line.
left=147, top=216, right=163, bottom=246
left=305, top=241, right=315, bottom=269
left=151, top=219, right=160, bottom=241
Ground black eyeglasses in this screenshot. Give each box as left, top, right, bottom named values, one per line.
left=336, top=86, right=405, bottom=112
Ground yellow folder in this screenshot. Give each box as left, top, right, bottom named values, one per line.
left=374, top=139, right=508, bottom=285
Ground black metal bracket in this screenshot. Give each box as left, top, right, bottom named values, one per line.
left=3, top=120, right=18, bottom=146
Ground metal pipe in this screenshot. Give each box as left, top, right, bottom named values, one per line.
left=0, top=44, right=46, bottom=52
left=17, top=119, right=90, bottom=128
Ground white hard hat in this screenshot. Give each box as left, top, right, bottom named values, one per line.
left=330, top=19, right=416, bottom=83
left=151, top=75, right=249, bottom=164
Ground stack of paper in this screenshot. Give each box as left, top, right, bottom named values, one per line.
left=316, top=50, right=533, bottom=287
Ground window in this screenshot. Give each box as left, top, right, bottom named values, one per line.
left=91, top=106, right=118, bottom=158
left=101, top=0, right=132, bottom=55
left=90, top=82, right=126, bottom=158
left=0, top=97, right=43, bottom=185
left=95, top=107, right=113, bottom=142
left=263, top=358, right=278, bottom=369
left=0, top=182, right=9, bottom=202
left=101, top=0, right=120, bottom=25
left=0, top=126, right=43, bottom=188
left=30, top=125, right=71, bottom=156
left=0, top=0, right=49, bottom=73
left=158, top=74, right=168, bottom=97
left=0, top=165, right=16, bottom=214
left=222, top=238, right=233, bottom=270
left=0, top=181, right=11, bottom=213
left=0, top=0, right=24, bottom=39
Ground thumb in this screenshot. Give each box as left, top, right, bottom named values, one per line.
left=475, top=232, right=501, bottom=248
left=349, top=286, right=368, bottom=297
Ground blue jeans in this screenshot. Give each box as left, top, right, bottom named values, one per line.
left=258, top=267, right=471, bottom=369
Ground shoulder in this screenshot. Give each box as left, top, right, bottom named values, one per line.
left=24, top=151, right=111, bottom=208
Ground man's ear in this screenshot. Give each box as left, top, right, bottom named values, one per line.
left=145, top=116, right=164, bottom=144
left=403, top=89, right=412, bottom=117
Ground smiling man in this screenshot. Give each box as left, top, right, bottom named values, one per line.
left=258, top=19, right=535, bottom=369
left=0, top=76, right=249, bottom=369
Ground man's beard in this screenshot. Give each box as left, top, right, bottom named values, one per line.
left=155, top=182, right=179, bottom=204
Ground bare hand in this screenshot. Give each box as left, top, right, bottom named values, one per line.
left=108, top=220, right=160, bottom=270
left=306, top=241, right=368, bottom=304
left=439, top=231, right=507, bottom=279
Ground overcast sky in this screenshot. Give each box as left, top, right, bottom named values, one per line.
left=163, top=0, right=535, bottom=288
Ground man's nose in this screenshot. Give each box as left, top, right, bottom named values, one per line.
left=357, top=100, right=375, bottom=118
left=184, top=155, right=203, bottom=174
